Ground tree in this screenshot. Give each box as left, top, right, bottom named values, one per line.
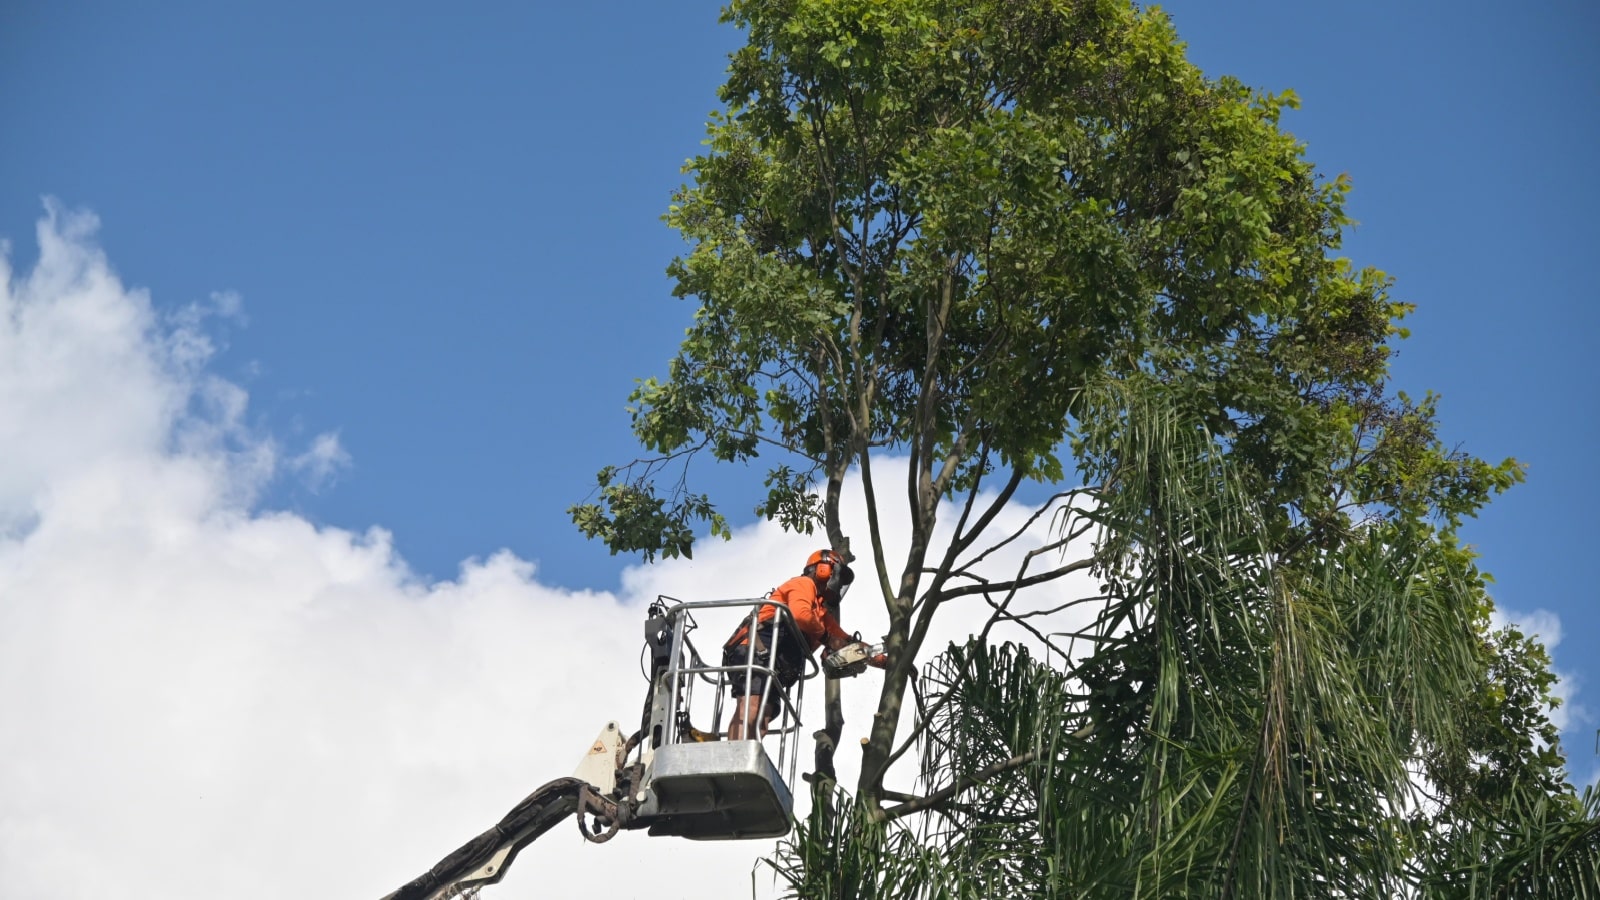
left=570, top=0, right=1590, bottom=895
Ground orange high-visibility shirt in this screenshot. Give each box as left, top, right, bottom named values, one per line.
left=729, top=574, right=851, bottom=655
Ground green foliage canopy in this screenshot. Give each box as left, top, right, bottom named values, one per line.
left=571, top=0, right=1515, bottom=569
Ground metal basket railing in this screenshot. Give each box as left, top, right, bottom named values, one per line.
left=647, top=594, right=814, bottom=795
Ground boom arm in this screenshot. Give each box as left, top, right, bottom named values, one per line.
left=380, top=723, right=633, bottom=900
left=381, top=777, right=587, bottom=900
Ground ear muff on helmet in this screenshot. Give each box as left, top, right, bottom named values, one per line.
left=805, top=548, right=833, bottom=582
left=805, top=549, right=854, bottom=599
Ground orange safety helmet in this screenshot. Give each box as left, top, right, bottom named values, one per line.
left=804, top=549, right=855, bottom=597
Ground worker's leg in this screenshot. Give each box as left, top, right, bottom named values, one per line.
left=725, top=641, right=765, bottom=741
left=736, top=656, right=793, bottom=740
left=730, top=698, right=781, bottom=740
left=729, top=695, right=762, bottom=741
left=725, top=636, right=797, bottom=741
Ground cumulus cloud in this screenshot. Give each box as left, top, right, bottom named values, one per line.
left=0, top=206, right=1092, bottom=899
left=0, top=203, right=191, bottom=535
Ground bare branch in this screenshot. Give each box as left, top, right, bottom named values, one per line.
left=960, top=487, right=1101, bottom=573
left=935, top=556, right=1098, bottom=604
left=948, top=463, right=1027, bottom=560
left=883, top=751, right=1039, bottom=822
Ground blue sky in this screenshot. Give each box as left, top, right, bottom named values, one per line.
left=2, top=2, right=1596, bottom=895
left=6, top=0, right=1592, bottom=602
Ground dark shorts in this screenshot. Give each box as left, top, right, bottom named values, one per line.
left=723, top=625, right=804, bottom=706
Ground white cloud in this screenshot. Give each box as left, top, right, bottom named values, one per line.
left=0, top=207, right=732, bottom=899
left=0, top=202, right=187, bottom=536
left=289, top=430, right=351, bottom=491
left=1492, top=607, right=1563, bottom=652
left=0, top=206, right=1097, bottom=900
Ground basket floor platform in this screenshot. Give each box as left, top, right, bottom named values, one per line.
left=641, top=740, right=794, bottom=840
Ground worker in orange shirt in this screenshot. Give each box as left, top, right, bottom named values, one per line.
left=722, top=549, right=884, bottom=740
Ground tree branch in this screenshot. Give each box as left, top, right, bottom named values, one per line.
left=934, top=556, right=1098, bottom=604
left=882, top=750, right=1039, bottom=822
left=949, top=463, right=1027, bottom=560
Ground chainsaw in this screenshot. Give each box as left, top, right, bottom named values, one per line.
left=823, top=640, right=886, bottom=678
